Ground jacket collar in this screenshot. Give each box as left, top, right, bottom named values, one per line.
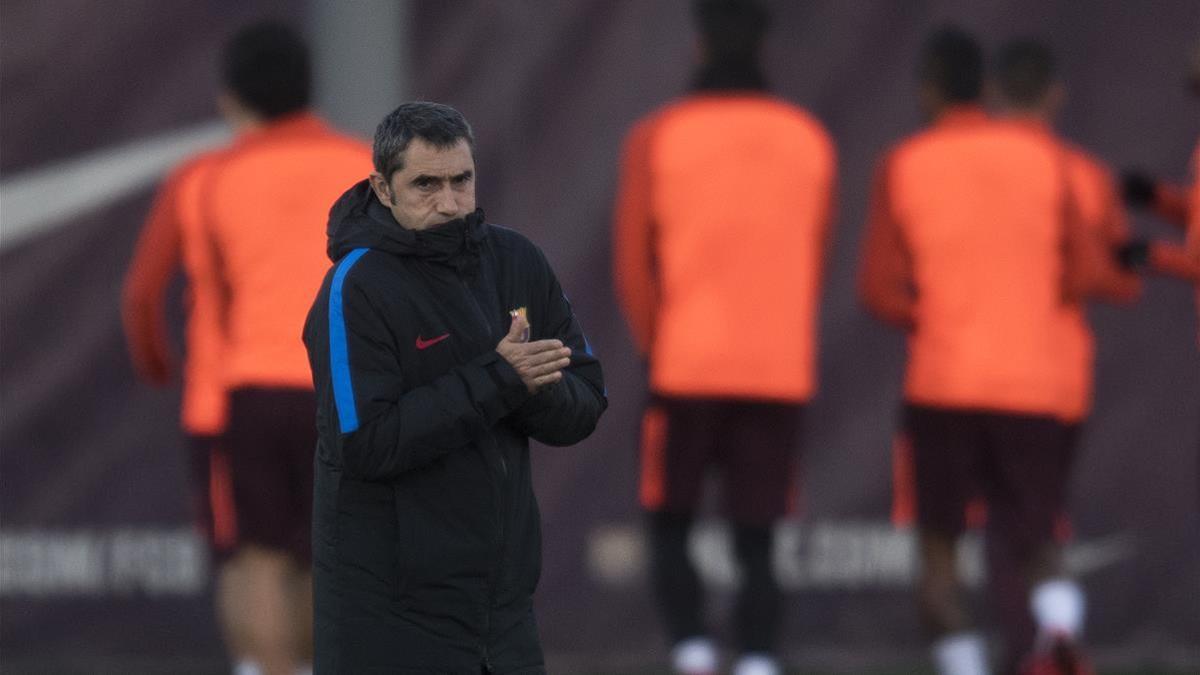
left=326, top=179, right=488, bottom=275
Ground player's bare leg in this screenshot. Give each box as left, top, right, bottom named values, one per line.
left=215, top=559, right=262, bottom=674
left=291, top=564, right=314, bottom=674
left=919, top=531, right=988, bottom=675
left=237, top=545, right=298, bottom=675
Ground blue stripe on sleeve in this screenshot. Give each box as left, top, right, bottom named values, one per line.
left=329, top=247, right=370, bottom=433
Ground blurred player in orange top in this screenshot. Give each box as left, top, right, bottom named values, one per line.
left=859, top=27, right=1106, bottom=675
left=122, top=21, right=372, bottom=675
left=989, top=38, right=1160, bottom=675
left=613, top=2, right=836, bottom=673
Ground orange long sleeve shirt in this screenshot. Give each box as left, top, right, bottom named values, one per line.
left=613, top=94, right=837, bottom=403
left=185, top=113, right=372, bottom=391
left=858, top=107, right=1107, bottom=416
left=123, top=113, right=372, bottom=434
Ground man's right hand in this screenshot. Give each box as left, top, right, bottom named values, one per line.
left=495, top=313, right=571, bottom=393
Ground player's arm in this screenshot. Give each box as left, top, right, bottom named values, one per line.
left=816, top=141, right=839, bottom=290
left=1186, top=180, right=1200, bottom=281
left=178, top=168, right=230, bottom=434
left=612, top=119, right=660, bottom=356
left=1142, top=242, right=1200, bottom=282
left=1085, top=176, right=1141, bottom=303
left=121, top=179, right=183, bottom=384
left=858, top=155, right=916, bottom=330
left=1061, top=166, right=1126, bottom=303
left=1171, top=177, right=1200, bottom=279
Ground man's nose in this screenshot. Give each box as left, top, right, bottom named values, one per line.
left=434, top=188, right=458, bottom=215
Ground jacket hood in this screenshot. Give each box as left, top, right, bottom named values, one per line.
left=326, top=179, right=488, bottom=273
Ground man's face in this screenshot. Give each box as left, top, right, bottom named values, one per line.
left=369, top=138, right=476, bottom=231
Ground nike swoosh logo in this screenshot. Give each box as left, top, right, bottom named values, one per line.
left=415, top=333, right=450, bottom=350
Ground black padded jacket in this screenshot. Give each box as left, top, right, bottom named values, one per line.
left=303, top=180, right=606, bottom=674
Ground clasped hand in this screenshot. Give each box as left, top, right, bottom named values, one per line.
left=495, top=313, right=571, bottom=393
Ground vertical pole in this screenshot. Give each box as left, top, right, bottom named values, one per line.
left=307, top=0, right=410, bottom=138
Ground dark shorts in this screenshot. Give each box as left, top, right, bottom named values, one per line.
left=903, top=405, right=1075, bottom=552
left=224, top=387, right=317, bottom=563
left=638, top=396, right=804, bottom=527
left=185, top=435, right=237, bottom=564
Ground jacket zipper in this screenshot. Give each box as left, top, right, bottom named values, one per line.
left=481, top=436, right=507, bottom=672
left=460, top=273, right=505, bottom=478
left=459, top=273, right=494, bottom=342
left=459, top=271, right=507, bottom=670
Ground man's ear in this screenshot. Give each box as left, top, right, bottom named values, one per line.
left=368, top=172, right=393, bottom=207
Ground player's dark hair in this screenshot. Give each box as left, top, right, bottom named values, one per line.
left=373, top=102, right=476, bottom=179
left=692, top=0, right=770, bottom=91
left=221, top=20, right=311, bottom=120
left=996, top=38, right=1057, bottom=108
left=918, top=26, right=984, bottom=103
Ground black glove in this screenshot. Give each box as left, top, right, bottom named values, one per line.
left=1115, top=239, right=1150, bottom=271
left=1121, top=170, right=1157, bottom=207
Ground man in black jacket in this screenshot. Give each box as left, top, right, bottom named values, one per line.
left=303, top=102, right=606, bottom=674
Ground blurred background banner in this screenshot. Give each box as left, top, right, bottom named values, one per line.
left=1, top=1, right=1197, bottom=672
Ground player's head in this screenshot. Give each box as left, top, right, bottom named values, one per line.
left=368, top=102, right=477, bottom=231
left=995, top=38, right=1063, bottom=117
left=917, top=26, right=984, bottom=117
left=220, top=20, right=311, bottom=123
left=691, top=0, right=770, bottom=90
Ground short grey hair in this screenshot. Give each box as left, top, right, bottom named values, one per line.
left=372, top=101, right=475, bottom=179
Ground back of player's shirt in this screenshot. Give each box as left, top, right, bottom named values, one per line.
left=887, top=111, right=1073, bottom=415
left=196, top=114, right=372, bottom=389
left=615, top=94, right=836, bottom=402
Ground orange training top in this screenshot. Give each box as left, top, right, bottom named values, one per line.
left=122, top=152, right=228, bottom=435
left=859, top=107, right=1098, bottom=416
left=186, top=113, right=372, bottom=390
left=613, top=94, right=837, bottom=402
